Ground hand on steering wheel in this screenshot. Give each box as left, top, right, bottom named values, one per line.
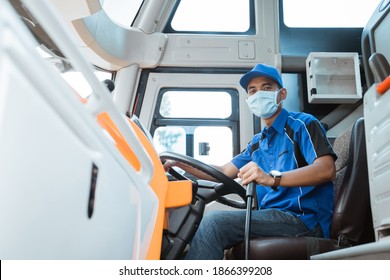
left=160, top=151, right=247, bottom=209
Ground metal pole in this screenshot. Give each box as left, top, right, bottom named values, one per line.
left=244, top=182, right=256, bottom=260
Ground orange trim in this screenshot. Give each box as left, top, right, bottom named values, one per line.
left=377, top=75, right=390, bottom=95
left=97, top=113, right=141, bottom=171
left=128, top=120, right=192, bottom=260
left=88, top=108, right=192, bottom=259
left=165, top=181, right=192, bottom=208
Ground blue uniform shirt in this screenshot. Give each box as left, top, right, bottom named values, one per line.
left=231, top=109, right=337, bottom=238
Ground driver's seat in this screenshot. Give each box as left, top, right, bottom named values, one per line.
left=229, top=118, right=375, bottom=259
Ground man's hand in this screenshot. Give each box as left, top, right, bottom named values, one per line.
left=238, top=162, right=273, bottom=187
left=237, top=155, right=336, bottom=189
left=163, top=159, right=177, bottom=172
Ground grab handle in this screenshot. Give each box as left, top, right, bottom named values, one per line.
left=377, top=75, right=390, bottom=95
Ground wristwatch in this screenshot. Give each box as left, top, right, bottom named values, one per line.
left=269, top=170, right=282, bottom=191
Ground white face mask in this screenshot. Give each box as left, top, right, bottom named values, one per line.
left=246, top=89, right=282, bottom=118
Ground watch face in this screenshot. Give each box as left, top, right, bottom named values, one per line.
left=270, top=170, right=282, bottom=177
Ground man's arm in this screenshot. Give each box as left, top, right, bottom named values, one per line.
left=164, top=160, right=239, bottom=182
left=238, top=154, right=336, bottom=187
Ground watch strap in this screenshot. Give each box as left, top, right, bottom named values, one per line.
left=273, top=176, right=281, bottom=188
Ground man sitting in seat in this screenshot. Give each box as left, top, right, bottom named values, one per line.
left=164, top=64, right=337, bottom=260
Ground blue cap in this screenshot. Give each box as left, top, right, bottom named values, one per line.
left=239, top=64, right=283, bottom=92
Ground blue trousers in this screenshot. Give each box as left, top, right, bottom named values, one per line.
left=185, top=208, right=323, bottom=260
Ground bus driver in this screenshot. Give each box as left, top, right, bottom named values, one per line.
left=165, top=63, right=337, bottom=260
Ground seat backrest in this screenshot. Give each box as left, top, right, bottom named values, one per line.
left=331, top=118, right=374, bottom=245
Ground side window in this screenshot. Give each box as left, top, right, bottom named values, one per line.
left=152, top=89, right=239, bottom=165
left=164, top=0, right=254, bottom=34
left=283, top=0, right=378, bottom=28
left=102, top=0, right=144, bottom=27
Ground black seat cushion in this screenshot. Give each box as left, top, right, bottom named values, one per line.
left=229, top=237, right=339, bottom=260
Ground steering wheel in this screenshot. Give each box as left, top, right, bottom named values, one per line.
left=160, top=151, right=247, bottom=209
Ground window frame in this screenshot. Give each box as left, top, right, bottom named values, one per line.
left=151, top=87, right=240, bottom=157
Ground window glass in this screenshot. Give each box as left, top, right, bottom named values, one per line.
left=153, top=126, right=186, bottom=154
left=194, top=126, right=233, bottom=165
left=160, top=90, right=232, bottom=118
left=102, top=0, right=144, bottom=27
left=283, top=0, right=379, bottom=27
left=171, top=0, right=250, bottom=32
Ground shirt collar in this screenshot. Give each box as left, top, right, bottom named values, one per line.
left=270, top=108, right=289, bottom=135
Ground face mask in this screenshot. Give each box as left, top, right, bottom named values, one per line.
left=246, top=89, right=282, bottom=118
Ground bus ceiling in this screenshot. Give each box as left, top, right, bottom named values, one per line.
left=10, top=0, right=381, bottom=73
